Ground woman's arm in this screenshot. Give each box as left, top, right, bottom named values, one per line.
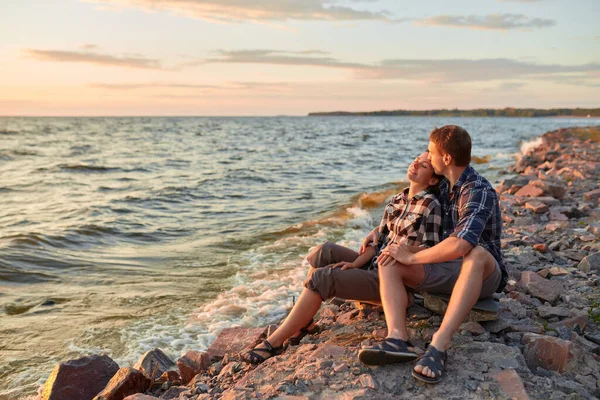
left=330, top=246, right=376, bottom=270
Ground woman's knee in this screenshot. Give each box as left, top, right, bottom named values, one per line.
left=307, top=241, right=335, bottom=268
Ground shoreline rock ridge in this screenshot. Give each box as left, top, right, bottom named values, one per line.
left=37, top=126, right=600, bottom=400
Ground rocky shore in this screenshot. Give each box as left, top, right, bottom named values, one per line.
left=37, top=126, right=600, bottom=400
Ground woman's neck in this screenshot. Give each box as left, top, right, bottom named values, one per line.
left=408, top=182, right=428, bottom=199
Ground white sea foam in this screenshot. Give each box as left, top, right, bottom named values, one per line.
left=113, top=207, right=375, bottom=366
left=520, top=137, right=543, bottom=155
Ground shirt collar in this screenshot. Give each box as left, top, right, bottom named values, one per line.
left=399, top=186, right=429, bottom=201
left=452, top=165, right=475, bottom=193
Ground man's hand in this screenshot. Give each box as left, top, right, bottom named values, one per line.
left=329, top=261, right=359, bottom=270
left=359, top=228, right=379, bottom=254
left=381, top=243, right=416, bottom=265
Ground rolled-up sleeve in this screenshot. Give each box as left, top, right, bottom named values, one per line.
left=450, top=187, right=495, bottom=247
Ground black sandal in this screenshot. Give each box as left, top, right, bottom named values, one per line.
left=358, top=338, right=418, bottom=365
left=412, top=345, right=447, bottom=384
left=243, top=340, right=284, bottom=364
left=284, top=319, right=319, bottom=347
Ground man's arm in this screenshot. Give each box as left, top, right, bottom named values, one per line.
left=383, top=237, right=473, bottom=265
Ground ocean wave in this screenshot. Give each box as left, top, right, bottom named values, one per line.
left=520, top=137, right=543, bottom=155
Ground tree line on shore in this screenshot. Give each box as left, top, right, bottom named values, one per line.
left=308, top=107, right=600, bottom=117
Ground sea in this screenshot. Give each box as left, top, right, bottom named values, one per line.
left=1, top=116, right=598, bottom=399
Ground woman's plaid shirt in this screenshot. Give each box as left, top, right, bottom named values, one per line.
left=376, top=187, right=442, bottom=251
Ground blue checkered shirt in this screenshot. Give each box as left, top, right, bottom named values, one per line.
left=439, top=165, right=507, bottom=292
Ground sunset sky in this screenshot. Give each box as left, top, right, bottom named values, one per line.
left=1, top=0, right=599, bottom=116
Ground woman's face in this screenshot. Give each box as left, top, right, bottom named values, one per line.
left=406, top=151, right=436, bottom=185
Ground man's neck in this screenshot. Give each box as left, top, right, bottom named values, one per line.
left=445, top=165, right=468, bottom=190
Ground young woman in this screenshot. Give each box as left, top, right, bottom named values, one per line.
left=243, top=151, right=442, bottom=364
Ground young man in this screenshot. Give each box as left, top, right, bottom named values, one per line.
left=359, top=125, right=507, bottom=384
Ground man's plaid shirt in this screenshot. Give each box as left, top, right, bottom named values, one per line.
left=439, top=165, right=508, bottom=291
left=374, top=187, right=442, bottom=257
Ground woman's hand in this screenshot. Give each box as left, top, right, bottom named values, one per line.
left=359, top=228, right=379, bottom=254
left=329, top=261, right=359, bottom=270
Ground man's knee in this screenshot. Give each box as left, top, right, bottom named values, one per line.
left=307, top=241, right=335, bottom=269
left=463, top=246, right=495, bottom=273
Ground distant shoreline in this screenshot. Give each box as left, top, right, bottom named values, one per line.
left=308, top=107, right=600, bottom=118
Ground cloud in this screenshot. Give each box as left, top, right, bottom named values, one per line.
left=85, top=0, right=396, bottom=23
left=205, top=49, right=370, bottom=69
left=418, top=13, right=555, bottom=31
left=201, top=50, right=600, bottom=85
left=89, top=81, right=294, bottom=90
left=23, top=49, right=163, bottom=69
left=366, top=58, right=599, bottom=83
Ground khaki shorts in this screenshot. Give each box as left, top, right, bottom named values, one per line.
left=410, top=258, right=502, bottom=299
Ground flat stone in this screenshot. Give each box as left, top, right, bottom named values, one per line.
left=520, top=272, right=564, bottom=303
left=41, top=354, right=120, bottom=400
left=583, top=188, right=600, bottom=201
left=133, top=348, right=175, bottom=380
left=576, top=252, right=600, bottom=273
left=537, top=306, right=570, bottom=319
left=93, top=367, right=150, bottom=400
left=176, top=351, right=212, bottom=384
left=206, top=327, right=267, bottom=360
left=547, top=315, right=588, bottom=331
left=536, top=196, right=561, bottom=206
left=123, top=395, right=159, bottom=400
left=515, top=183, right=544, bottom=197
left=521, top=333, right=582, bottom=373
left=526, top=200, right=549, bottom=214
left=423, top=293, right=498, bottom=322
left=460, top=322, right=486, bottom=335
left=336, top=309, right=360, bottom=324
left=308, top=344, right=347, bottom=359
left=489, top=369, right=530, bottom=400
left=548, top=266, right=571, bottom=276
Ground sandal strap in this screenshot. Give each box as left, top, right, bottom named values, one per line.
left=416, top=345, right=447, bottom=377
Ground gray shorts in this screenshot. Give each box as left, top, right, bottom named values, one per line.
left=410, top=258, right=502, bottom=299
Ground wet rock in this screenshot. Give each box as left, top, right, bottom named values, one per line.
left=134, top=348, right=175, bottom=380
left=176, top=351, right=212, bottom=384
left=522, top=333, right=582, bottom=373
left=93, top=367, right=150, bottom=400
left=576, top=252, right=600, bottom=273
left=41, top=354, right=119, bottom=400
left=489, top=369, right=530, bottom=400
left=206, top=327, right=267, bottom=360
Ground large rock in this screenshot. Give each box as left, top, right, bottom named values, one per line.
left=206, top=327, right=267, bottom=360
left=577, top=252, right=600, bottom=273
left=176, top=350, right=212, bottom=384
left=133, top=348, right=175, bottom=379
left=520, top=271, right=563, bottom=304
left=93, top=367, right=150, bottom=400
left=41, top=354, right=119, bottom=400
left=522, top=333, right=581, bottom=373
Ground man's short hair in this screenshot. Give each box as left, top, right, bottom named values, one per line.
left=429, top=125, right=472, bottom=166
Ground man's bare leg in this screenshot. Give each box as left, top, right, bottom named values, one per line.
left=379, top=261, right=425, bottom=340
left=415, top=246, right=496, bottom=378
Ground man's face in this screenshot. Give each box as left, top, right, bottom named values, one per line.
left=427, top=141, right=446, bottom=175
